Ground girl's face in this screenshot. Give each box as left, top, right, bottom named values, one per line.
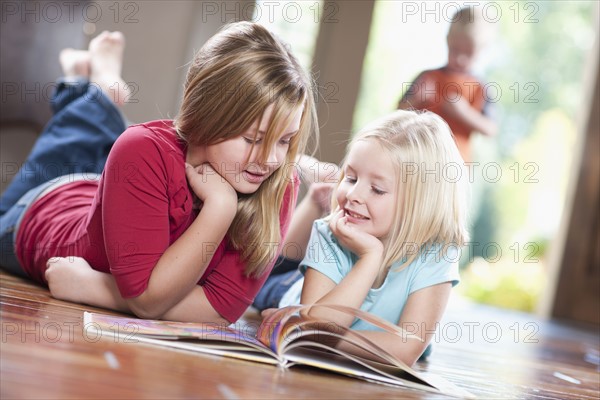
left=189, top=104, right=303, bottom=194
left=336, top=139, right=399, bottom=240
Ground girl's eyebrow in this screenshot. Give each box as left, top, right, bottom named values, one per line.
left=346, top=162, right=391, bottom=184
left=257, top=129, right=299, bottom=137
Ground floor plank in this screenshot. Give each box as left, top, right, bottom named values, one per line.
left=1, top=270, right=599, bottom=399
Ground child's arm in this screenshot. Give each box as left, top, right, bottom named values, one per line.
left=45, top=257, right=230, bottom=324
left=122, top=163, right=237, bottom=320
left=442, top=97, right=497, bottom=137
left=47, top=160, right=237, bottom=324
left=46, top=257, right=131, bottom=312
left=282, top=183, right=335, bottom=260
left=300, top=209, right=384, bottom=327
left=317, top=283, right=453, bottom=367
left=296, top=154, right=340, bottom=184
left=398, top=72, right=497, bottom=137
left=283, top=155, right=339, bottom=260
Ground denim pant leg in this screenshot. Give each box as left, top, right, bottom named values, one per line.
left=0, top=182, right=54, bottom=277
left=253, top=269, right=303, bottom=311
left=0, top=79, right=126, bottom=215
left=50, top=78, right=92, bottom=114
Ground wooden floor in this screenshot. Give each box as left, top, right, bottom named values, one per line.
left=1, top=270, right=599, bottom=399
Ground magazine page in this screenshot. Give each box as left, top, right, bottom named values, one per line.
left=83, top=312, right=280, bottom=362
left=257, top=304, right=421, bottom=358
left=283, top=345, right=442, bottom=394
left=256, top=305, right=474, bottom=398
left=277, top=318, right=407, bottom=366
left=133, top=336, right=282, bottom=365
left=258, top=305, right=425, bottom=375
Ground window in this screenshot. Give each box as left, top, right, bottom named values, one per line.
left=355, top=0, right=597, bottom=312
left=253, top=0, right=323, bottom=71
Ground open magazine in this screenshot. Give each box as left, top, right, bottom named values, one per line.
left=83, top=304, right=473, bottom=398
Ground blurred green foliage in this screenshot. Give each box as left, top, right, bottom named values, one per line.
left=459, top=254, right=546, bottom=312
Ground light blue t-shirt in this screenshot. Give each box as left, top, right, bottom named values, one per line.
left=279, top=219, right=460, bottom=331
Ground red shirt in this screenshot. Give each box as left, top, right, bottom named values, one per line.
left=16, top=120, right=298, bottom=322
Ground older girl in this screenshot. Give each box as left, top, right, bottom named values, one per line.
left=0, top=22, right=317, bottom=324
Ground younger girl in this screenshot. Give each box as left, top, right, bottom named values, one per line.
left=257, top=109, right=469, bottom=366
left=0, top=22, right=317, bottom=324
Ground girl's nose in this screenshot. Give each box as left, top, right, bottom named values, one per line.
left=346, top=184, right=365, bottom=204
left=267, top=144, right=280, bottom=165
left=256, top=144, right=284, bottom=172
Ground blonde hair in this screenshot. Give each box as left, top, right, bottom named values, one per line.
left=331, top=110, right=469, bottom=272
left=448, top=6, right=495, bottom=49
left=174, top=22, right=318, bottom=277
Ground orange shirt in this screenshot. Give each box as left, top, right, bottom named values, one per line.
left=401, top=68, right=486, bottom=162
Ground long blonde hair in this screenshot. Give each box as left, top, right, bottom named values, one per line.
left=174, top=22, right=318, bottom=277
left=332, top=110, right=469, bottom=271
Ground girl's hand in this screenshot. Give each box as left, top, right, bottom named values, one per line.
left=185, top=163, right=237, bottom=206
left=328, top=208, right=383, bottom=258
left=307, top=182, right=336, bottom=215
left=45, top=257, right=95, bottom=303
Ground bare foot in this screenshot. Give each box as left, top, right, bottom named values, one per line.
left=45, top=256, right=94, bottom=304
left=59, top=49, right=91, bottom=77
left=88, top=31, right=130, bottom=106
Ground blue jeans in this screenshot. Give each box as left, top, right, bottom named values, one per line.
left=0, top=79, right=126, bottom=276
left=253, top=257, right=303, bottom=311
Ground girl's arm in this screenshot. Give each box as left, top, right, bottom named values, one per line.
left=47, top=159, right=237, bottom=323
left=46, top=258, right=230, bottom=324
left=124, top=163, right=237, bottom=320
left=282, top=183, right=334, bottom=260
left=46, top=257, right=131, bottom=312
left=330, top=282, right=453, bottom=367
left=300, top=209, right=384, bottom=327
left=300, top=255, right=381, bottom=328
left=283, top=155, right=338, bottom=260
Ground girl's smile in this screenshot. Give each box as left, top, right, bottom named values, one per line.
left=343, top=208, right=369, bottom=221
left=336, top=138, right=398, bottom=239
